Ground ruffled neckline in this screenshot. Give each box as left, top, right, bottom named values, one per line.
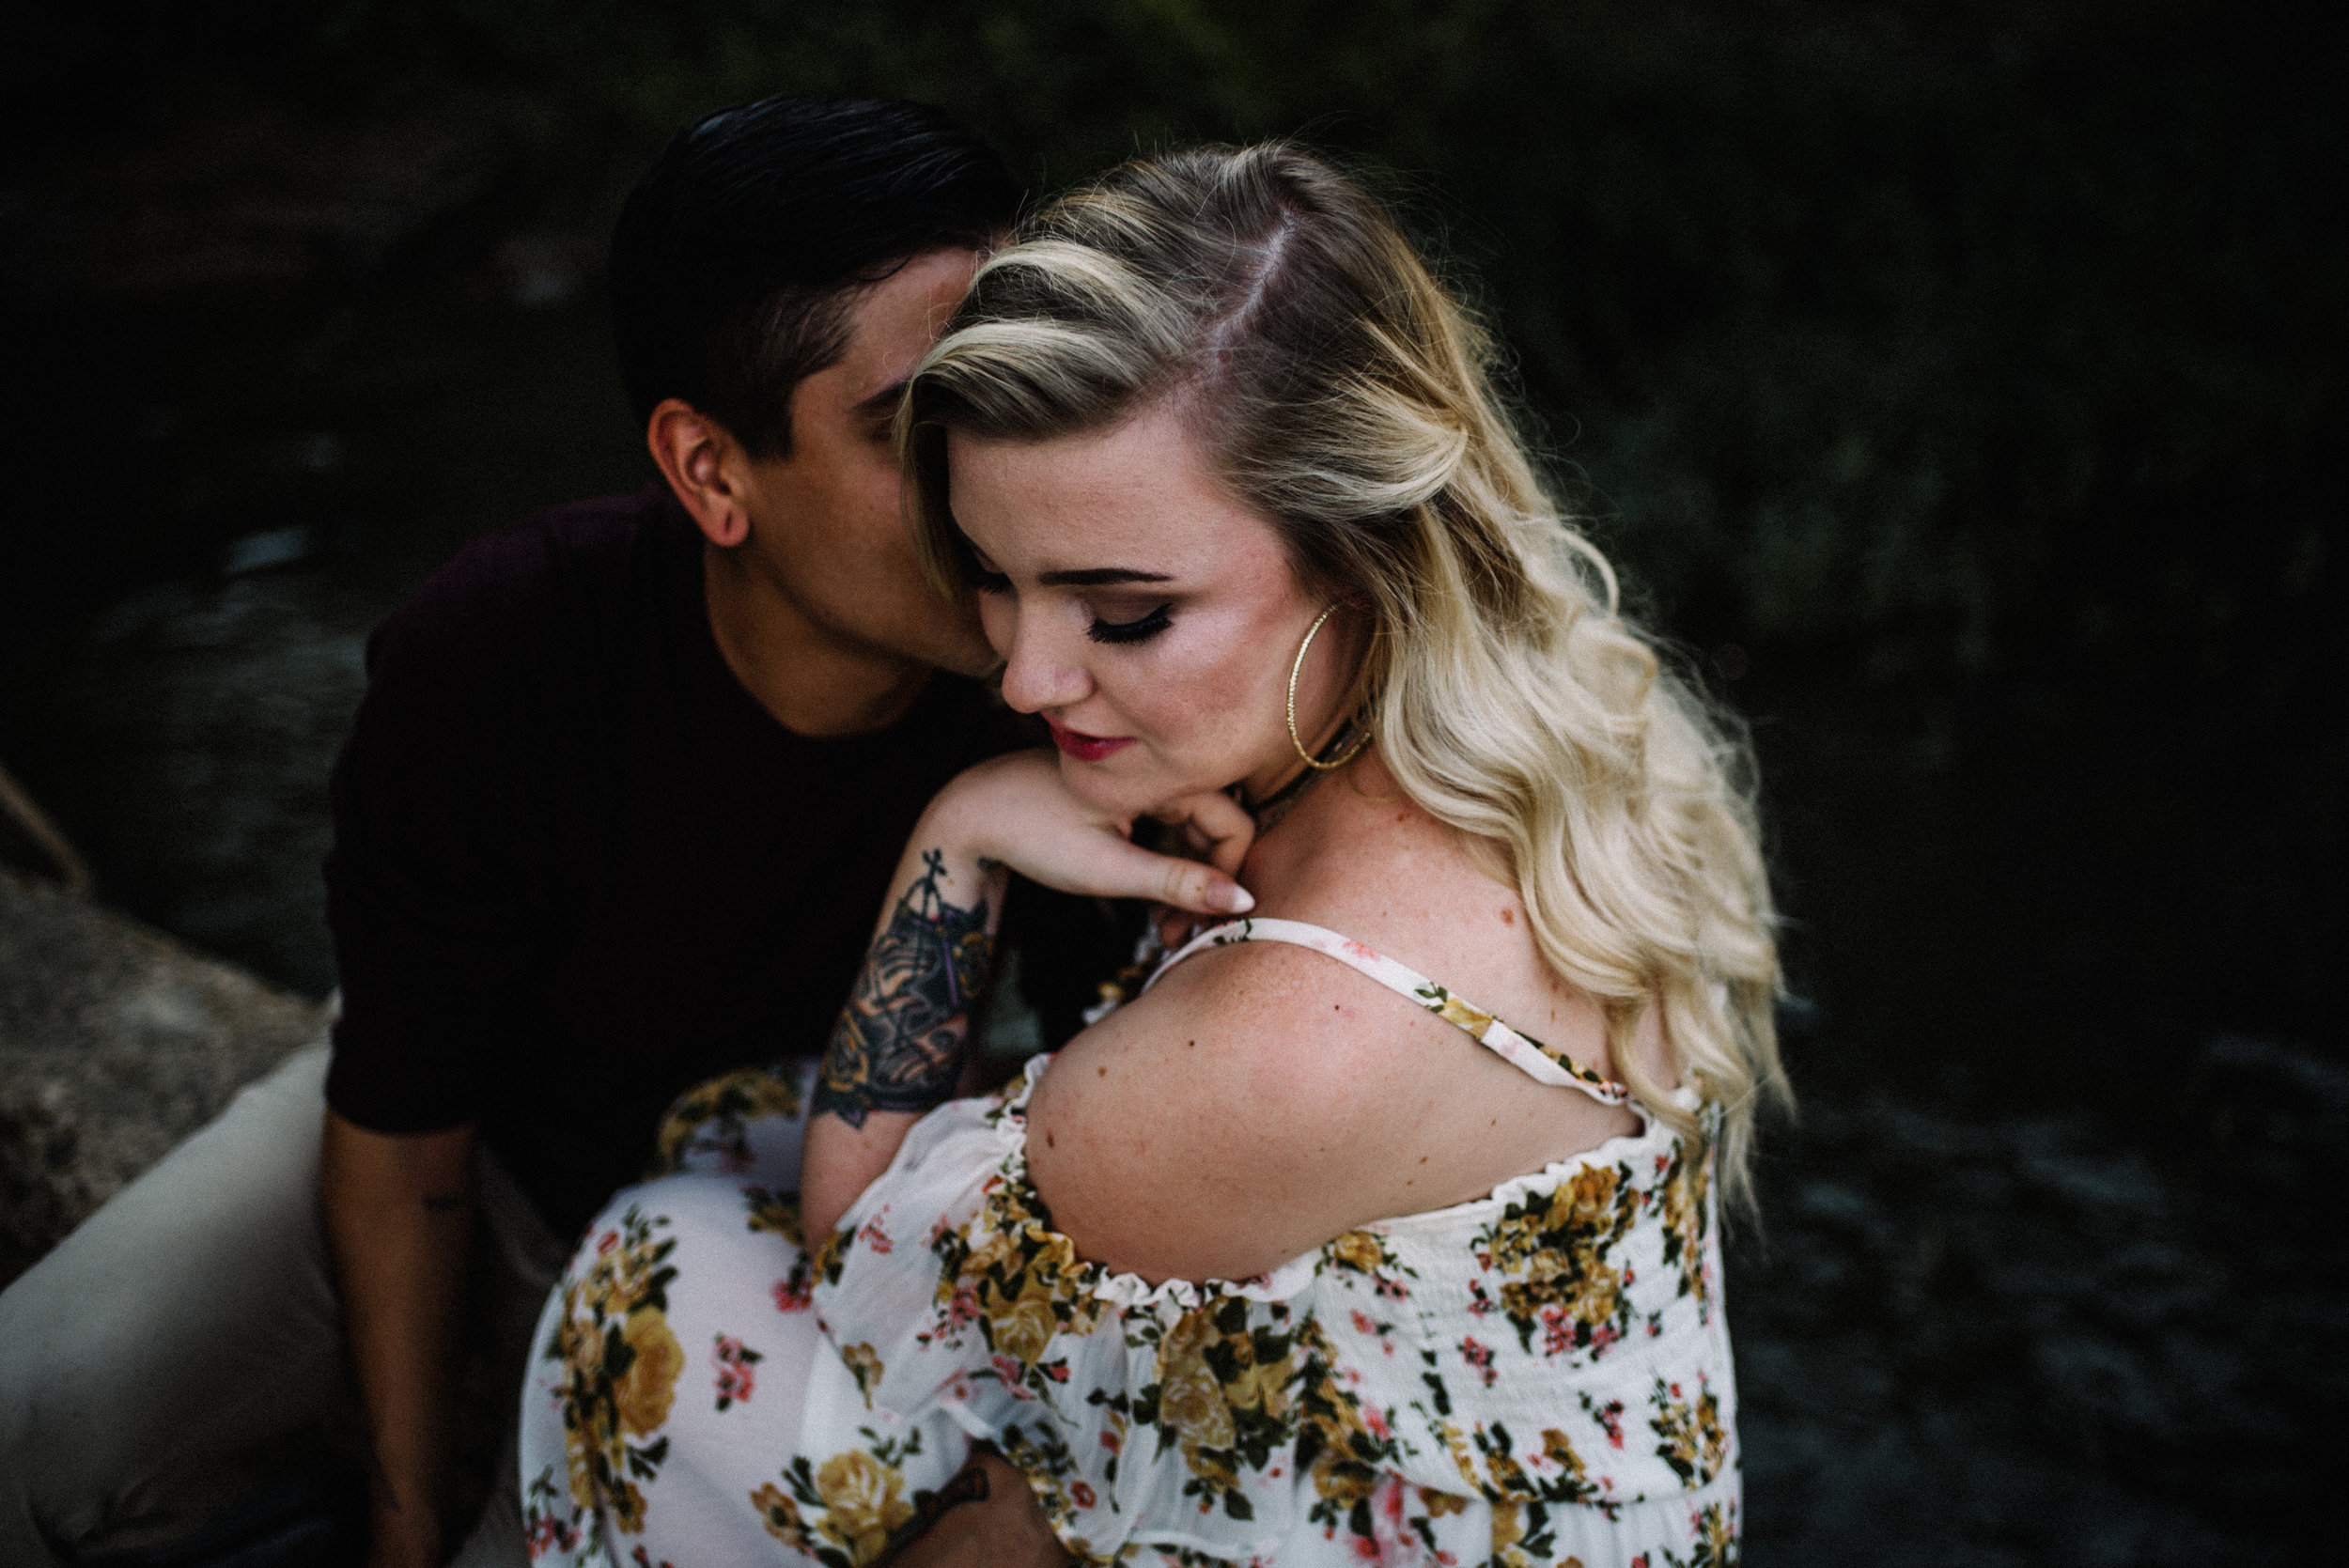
left=980, top=1051, right=1696, bottom=1311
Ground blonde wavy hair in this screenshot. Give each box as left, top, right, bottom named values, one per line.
left=902, top=144, right=1788, bottom=1198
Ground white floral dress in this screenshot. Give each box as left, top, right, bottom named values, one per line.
left=519, top=919, right=1740, bottom=1568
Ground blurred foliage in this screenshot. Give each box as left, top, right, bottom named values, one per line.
left=5, top=7, right=2343, bottom=1041
left=6, top=0, right=2340, bottom=695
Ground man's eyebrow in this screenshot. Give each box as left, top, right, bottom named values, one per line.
left=850, top=376, right=911, bottom=417
left=1035, top=567, right=1175, bottom=587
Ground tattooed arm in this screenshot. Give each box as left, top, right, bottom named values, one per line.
left=801, top=750, right=1261, bottom=1239
left=817, top=846, right=1003, bottom=1130
left=802, top=840, right=1007, bottom=1237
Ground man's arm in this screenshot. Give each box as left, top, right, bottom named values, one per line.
left=321, top=1112, right=475, bottom=1568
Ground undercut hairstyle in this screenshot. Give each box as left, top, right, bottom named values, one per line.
left=904, top=144, right=1790, bottom=1203
left=610, top=94, right=1020, bottom=457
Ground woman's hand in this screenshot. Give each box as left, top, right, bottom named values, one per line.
left=803, top=750, right=1256, bottom=1240
left=923, top=749, right=1256, bottom=916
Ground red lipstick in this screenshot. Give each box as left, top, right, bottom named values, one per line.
left=1045, top=716, right=1134, bottom=763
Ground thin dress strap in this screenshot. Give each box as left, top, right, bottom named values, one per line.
left=1144, top=917, right=1630, bottom=1107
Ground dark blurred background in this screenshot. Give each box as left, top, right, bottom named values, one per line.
left=1, top=2, right=2341, bottom=1561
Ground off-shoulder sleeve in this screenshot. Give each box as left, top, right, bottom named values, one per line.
left=804, top=1064, right=1748, bottom=1568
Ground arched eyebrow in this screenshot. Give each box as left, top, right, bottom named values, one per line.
left=1036, top=567, right=1174, bottom=587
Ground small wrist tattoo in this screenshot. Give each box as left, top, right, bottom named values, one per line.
left=877, top=1457, right=990, bottom=1566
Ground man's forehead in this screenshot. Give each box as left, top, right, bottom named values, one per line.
left=832, top=248, right=983, bottom=381
left=848, top=374, right=912, bottom=418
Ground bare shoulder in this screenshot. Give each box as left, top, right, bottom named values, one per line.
left=1023, top=937, right=1439, bottom=1283
left=1020, top=758, right=1657, bottom=1286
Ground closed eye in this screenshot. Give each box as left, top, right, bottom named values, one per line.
left=964, top=561, right=1013, bottom=595
left=1087, top=604, right=1173, bottom=645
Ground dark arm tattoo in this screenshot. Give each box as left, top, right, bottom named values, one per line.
left=816, top=849, right=998, bottom=1128
left=876, top=1453, right=992, bottom=1566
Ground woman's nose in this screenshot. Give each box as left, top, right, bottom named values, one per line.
left=996, top=617, right=1092, bottom=715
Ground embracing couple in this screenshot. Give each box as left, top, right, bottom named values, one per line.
left=0, top=97, right=1782, bottom=1568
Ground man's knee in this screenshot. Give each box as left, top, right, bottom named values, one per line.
left=0, top=1043, right=348, bottom=1556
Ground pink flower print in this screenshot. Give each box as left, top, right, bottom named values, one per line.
left=1591, top=1397, right=1627, bottom=1449
left=525, top=1514, right=581, bottom=1560
left=1363, top=1404, right=1393, bottom=1440
left=944, top=1283, right=980, bottom=1329
left=596, top=1230, right=618, bottom=1254
left=857, top=1209, right=894, bottom=1254
left=990, top=1353, right=1034, bottom=1395
left=772, top=1276, right=812, bottom=1312
left=1069, top=1481, right=1097, bottom=1508
left=1541, top=1304, right=1620, bottom=1358
left=1459, top=1336, right=1498, bottom=1389
left=1358, top=1473, right=1415, bottom=1561
left=712, top=1333, right=763, bottom=1411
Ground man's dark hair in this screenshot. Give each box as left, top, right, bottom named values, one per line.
left=611, top=95, right=1020, bottom=458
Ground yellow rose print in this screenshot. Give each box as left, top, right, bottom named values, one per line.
left=614, top=1308, right=684, bottom=1436
left=1437, top=994, right=1495, bottom=1037
left=838, top=1342, right=885, bottom=1409
left=1330, top=1229, right=1385, bottom=1274
left=750, top=1481, right=819, bottom=1556
left=990, top=1291, right=1058, bottom=1368
left=1155, top=1310, right=1237, bottom=1451
left=815, top=1450, right=916, bottom=1566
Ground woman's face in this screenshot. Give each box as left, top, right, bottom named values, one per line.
left=948, top=403, right=1361, bottom=816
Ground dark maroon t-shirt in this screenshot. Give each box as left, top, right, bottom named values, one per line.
left=323, top=485, right=1113, bottom=1237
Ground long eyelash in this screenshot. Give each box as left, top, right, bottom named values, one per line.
left=965, top=565, right=1012, bottom=595
left=1087, top=604, right=1173, bottom=645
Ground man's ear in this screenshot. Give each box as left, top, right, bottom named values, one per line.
left=646, top=398, right=753, bottom=549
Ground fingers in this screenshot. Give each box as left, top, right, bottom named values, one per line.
left=1153, top=850, right=1255, bottom=917
left=1008, top=827, right=1251, bottom=914
left=1150, top=789, right=1257, bottom=878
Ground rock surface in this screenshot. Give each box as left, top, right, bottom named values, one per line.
left=0, top=863, right=323, bottom=1288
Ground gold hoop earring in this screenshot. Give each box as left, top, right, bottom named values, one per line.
left=1286, top=604, right=1373, bottom=770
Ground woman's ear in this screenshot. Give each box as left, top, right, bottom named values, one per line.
left=646, top=397, right=752, bottom=548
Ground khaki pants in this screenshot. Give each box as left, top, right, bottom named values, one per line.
left=0, top=1045, right=567, bottom=1567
